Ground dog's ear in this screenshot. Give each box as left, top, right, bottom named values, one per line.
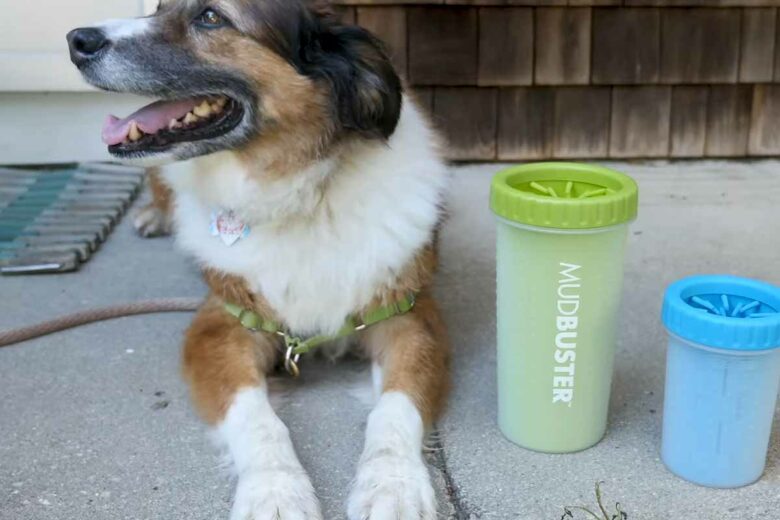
left=299, top=12, right=403, bottom=139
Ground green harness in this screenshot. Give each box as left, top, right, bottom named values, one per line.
left=225, top=293, right=416, bottom=376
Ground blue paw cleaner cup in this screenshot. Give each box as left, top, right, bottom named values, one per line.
left=661, top=275, right=780, bottom=488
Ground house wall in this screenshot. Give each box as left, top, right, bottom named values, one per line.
left=335, top=2, right=780, bottom=161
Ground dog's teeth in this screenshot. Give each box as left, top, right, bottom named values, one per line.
left=183, top=112, right=199, bottom=125
left=128, top=121, right=143, bottom=142
left=194, top=100, right=212, bottom=118
left=211, top=103, right=223, bottom=114
left=216, top=97, right=228, bottom=108
left=168, top=118, right=182, bottom=130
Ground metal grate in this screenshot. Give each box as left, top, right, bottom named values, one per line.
left=0, top=163, right=143, bottom=275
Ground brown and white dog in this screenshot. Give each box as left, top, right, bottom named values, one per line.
left=67, top=1, right=450, bottom=518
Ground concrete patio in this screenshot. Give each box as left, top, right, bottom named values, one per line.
left=1, top=161, right=779, bottom=519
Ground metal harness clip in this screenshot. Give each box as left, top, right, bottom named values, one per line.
left=283, top=335, right=302, bottom=378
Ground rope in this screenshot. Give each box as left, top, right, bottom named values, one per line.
left=0, top=298, right=202, bottom=348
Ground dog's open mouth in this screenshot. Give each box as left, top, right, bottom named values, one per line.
left=103, top=96, right=244, bottom=155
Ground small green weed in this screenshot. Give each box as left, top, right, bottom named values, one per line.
left=561, top=482, right=628, bottom=520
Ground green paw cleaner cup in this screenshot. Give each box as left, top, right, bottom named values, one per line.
left=491, top=163, right=638, bottom=453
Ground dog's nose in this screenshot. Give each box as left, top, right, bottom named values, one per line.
left=67, top=28, right=109, bottom=66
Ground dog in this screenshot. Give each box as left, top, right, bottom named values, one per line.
left=67, top=1, right=450, bottom=518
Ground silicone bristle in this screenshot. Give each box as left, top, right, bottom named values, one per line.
left=690, top=294, right=773, bottom=319
left=565, top=182, right=574, bottom=197
left=579, top=188, right=608, bottom=199
left=547, top=187, right=559, bottom=198
left=530, top=182, right=549, bottom=195
left=741, top=301, right=760, bottom=314
left=692, top=296, right=719, bottom=314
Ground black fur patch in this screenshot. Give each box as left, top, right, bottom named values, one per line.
left=240, top=0, right=403, bottom=139
left=299, top=21, right=403, bottom=139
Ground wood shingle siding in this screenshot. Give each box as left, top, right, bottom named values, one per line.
left=433, top=88, right=498, bottom=160
left=591, top=9, right=661, bottom=85
left=750, top=85, right=780, bottom=155
left=775, top=9, right=780, bottom=82
left=609, top=86, right=671, bottom=158
left=498, top=87, right=555, bottom=159
left=333, top=2, right=780, bottom=160
left=408, top=7, right=478, bottom=85
left=670, top=86, right=709, bottom=158
left=660, top=9, right=741, bottom=84
left=739, top=8, right=776, bottom=83
left=705, top=85, right=753, bottom=157
left=478, top=8, right=534, bottom=86
left=553, top=87, right=611, bottom=158
left=534, top=8, right=592, bottom=85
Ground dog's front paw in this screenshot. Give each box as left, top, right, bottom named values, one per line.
left=231, top=468, right=323, bottom=520
left=133, top=204, right=172, bottom=238
left=348, top=455, right=436, bottom=520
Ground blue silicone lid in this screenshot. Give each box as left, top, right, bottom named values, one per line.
left=662, top=275, right=780, bottom=351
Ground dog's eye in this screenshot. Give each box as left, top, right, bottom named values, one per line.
left=194, top=8, right=227, bottom=28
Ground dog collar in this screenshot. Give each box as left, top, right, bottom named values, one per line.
left=224, top=293, right=416, bottom=377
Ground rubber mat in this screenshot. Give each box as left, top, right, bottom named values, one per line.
left=0, top=163, right=144, bottom=275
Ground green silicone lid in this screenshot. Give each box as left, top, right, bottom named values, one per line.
left=490, top=162, right=639, bottom=229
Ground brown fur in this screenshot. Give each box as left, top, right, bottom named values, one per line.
left=182, top=296, right=280, bottom=424
left=147, top=167, right=174, bottom=215
left=134, top=167, right=175, bottom=238
left=362, top=292, right=451, bottom=426
left=195, top=36, right=336, bottom=179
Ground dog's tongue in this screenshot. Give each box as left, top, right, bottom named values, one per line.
left=101, top=98, right=202, bottom=145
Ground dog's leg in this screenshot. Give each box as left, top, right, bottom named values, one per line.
left=349, top=292, right=451, bottom=520
left=183, top=298, right=323, bottom=520
left=134, top=167, right=174, bottom=237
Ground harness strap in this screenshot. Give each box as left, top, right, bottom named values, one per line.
left=224, top=293, right=416, bottom=358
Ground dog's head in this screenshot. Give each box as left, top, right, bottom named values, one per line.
left=67, top=0, right=402, bottom=163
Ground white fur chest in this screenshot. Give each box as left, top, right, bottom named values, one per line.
left=166, top=102, right=447, bottom=335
